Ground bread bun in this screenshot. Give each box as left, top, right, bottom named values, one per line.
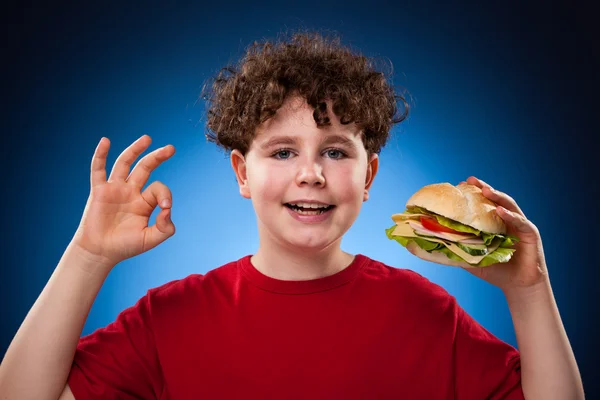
left=405, top=241, right=475, bottom=269
left=406, top=182, right=506, bottom=234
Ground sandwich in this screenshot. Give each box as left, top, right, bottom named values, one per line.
left=386, top=182, right=519, bottom=268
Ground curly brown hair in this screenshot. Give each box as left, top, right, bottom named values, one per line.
left=202, top=30, right=409, bottom=156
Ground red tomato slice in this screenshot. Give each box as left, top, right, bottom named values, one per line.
left=419, top=216, right=464, bottom=234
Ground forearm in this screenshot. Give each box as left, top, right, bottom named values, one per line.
left=0, top=243, right=113, bottom=400
left=504, top=279, right=584, bottom=400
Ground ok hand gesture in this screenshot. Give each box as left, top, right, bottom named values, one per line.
left=71, top=135, right=176, bottom=271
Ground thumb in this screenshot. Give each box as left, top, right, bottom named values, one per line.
left=143, top=208, right=176, bottom=250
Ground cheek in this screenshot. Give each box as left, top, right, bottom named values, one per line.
left=248, top=164, right=290, bottom=200
left=333, top=164, right=367, bottom=198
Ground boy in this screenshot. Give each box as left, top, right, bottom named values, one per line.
left=0, top=32, right=583, bottom=399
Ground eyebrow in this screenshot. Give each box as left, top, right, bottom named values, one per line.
left=259, top=136, right=298, bottom=150
left=321, top=135, right=358, bottom=149
left=259, top=135, right=358, bottom=150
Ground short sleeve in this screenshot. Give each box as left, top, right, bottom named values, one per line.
left=454, top=303, right=524, bottom=400
left=67, top=292, right=165, bottom=399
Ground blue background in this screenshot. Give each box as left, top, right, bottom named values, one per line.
left=3, top=0, right=598, bottom=396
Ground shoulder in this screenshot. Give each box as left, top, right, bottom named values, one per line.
left=143, top=257, right=244, bottom=310
left=359, top=254, right=456, bottom=312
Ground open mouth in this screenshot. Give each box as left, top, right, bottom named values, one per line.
left=284, top=203, right=335, bottom=215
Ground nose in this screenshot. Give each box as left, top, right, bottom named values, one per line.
left=295, top=158, right=326, bottom=187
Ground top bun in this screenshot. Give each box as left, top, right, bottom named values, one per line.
left=406, top=182, right=506, bottom=234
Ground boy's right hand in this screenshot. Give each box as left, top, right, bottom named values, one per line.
left=70, top=135, right=176, bottom=272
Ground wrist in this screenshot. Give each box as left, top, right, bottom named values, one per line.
left=63, top=242, right=116, bottom=278
left=502, top=277, right=554, bottom=312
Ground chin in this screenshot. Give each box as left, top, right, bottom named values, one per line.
left=282, top=233, right=339, bottom=253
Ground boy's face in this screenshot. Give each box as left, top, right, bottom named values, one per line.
left=231, top=95, right=378, bottom=253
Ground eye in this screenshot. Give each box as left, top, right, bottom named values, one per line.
left=324, top=148, right=347, bottom=159
left=272, top=149, right=295, bottom=160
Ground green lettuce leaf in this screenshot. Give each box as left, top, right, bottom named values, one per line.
left=481, top=233, right=495, bottom=246
left=413, top=237, right=444, bottom=251
left=499, top=236, right=518, bottom=247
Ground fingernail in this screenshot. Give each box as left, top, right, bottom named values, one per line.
left=161, top=199, right=171, bottom=208
left=166, top=210, right=171, bottom=221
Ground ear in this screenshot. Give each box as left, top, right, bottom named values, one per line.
left=363, top=153, right=379, bottom=202
left=231, top=149, right=251, bottom=199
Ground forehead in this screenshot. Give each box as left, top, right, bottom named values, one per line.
left=253, top=96, right=362, bottom=143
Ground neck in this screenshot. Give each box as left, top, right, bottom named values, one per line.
left=251, top=238, right=354, bottom=281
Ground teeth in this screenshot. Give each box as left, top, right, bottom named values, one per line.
left=295, top=208, right=326, bottom=215
left=289, top=202, right=330, bottom=209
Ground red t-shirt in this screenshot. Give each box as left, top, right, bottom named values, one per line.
left=68, top=254, right=523, bottom=399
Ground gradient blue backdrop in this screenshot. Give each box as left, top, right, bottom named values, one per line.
left=3, top=1, right=598, bottom=396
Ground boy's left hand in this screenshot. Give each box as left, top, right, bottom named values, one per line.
left=462, top=176, right=549, bottom=292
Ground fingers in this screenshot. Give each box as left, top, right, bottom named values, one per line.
left=91, top=137, right=110, bottom=188
left=466, top=176, right=491, bottom=190
left=465, top=176, right=540, bottom=237
left=465, top=176, right=524, bottom=216
left=108, top=135, right=152, bottom=182
left=141, top=181, right=173, bottom=211
left=496, top=206, right=537, bottom=235
left=141, top=181, right=176, bottom=250
left=126, top=145, right=176, bottom=189
left=144, top=207, right=176, bottom=250
left=156, top=208, right=175, bottom=236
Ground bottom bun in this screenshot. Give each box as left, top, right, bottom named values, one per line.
left=406, top=241, right=477, bottom=269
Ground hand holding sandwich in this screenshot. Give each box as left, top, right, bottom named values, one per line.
left=386, top=175, right=547, bottom=292
left=387, top=176, right=584, bottom=399
left=460, top=176, right=548, bottom=292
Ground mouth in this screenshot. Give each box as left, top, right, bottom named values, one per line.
left=284, top=202, right=336, bottom=216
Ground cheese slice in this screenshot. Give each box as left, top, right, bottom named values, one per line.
left=391, top=212, right=427, bottom=223
left=392, top=221, right=423, bottom=236
left=444, top=239, right=502, bottom=264
left=391, top=221, right=503, bottom=265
